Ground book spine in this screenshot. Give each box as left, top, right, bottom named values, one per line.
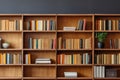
left=29, top=38, right=32, bottom=49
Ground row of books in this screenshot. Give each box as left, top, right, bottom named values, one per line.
left=25, top=53, right=31, bottom=64
left=35, top=58, right=51, bottom=64
left=28, top=38, right=56, bottom=49
left=0, top=53, right=22, bottom=64
left=63, top=19, right=86, bottom=31
left=94, top=66, right=117, bottom=78
left=96, top=19, right=120, bottom=30
left=77, top=19, right=86, bottom=30
left=0, top=19, right=22, bottom=31
left=109, top=39, right=120, bottom=49
left=94, top=66, right=105, bottom=78
left=95, top=53, right=120, bottom=64
left=57, top=53, right=92, bottom=64
left=58, top=37, right=92, bottom=49
left=24, top=20, right=55, bottom=31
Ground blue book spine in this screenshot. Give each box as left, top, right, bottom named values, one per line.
left=7, top=53, right=10, bottom=64
left=29, top=38, right=32, bottom=49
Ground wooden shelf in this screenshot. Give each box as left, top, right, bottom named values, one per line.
left=23, top=64, right=56, bottom=66
left=0, top=31, right=22, bottom=33
left=95, top=30, right=120, bottom=32
left=57, top=49, right=92, bottom=51
left=23, top=77, right=56, bottom=79
left=57, top=77, right=92, bottom=79
left=0, top=64, right=22, bottom=66
left=23, top=30, right=56, bottom=33
left=23, top=14, right=56, bottom=16
left=57, top=14, right=93, bottom=16
left=95, top=48, right=120, bottom=51
left=0, top=77, right=22, bottom=79
left=0, top=14, right=119, bottom=80
left=57, top=64, right=92, bottom=66
left=23, top=49, right=56, bottom=51
left=57, top=30, right=93, bottom=33
left=94, top=77, right=120, bottom=79
left=0, top=49, right=22, bottom=51
left=94, top=64, right=120, bottom=66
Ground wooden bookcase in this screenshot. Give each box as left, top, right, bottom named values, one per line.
left=0, top=14, right=119, bottom=80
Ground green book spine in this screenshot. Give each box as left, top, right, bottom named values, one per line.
left=36, top=39, right=38, bottom=49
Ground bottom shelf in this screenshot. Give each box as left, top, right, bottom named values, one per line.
left=0, top=77, right=21, bottom=80
left=0, top=66, right=22, bottom=77
left=57, top=66, right=92, bottom=78
left=23, top=77, right=56, bottom=80
left=23, top=66, right=56, bottom=77
left=94, top=77, right=120, bottom=80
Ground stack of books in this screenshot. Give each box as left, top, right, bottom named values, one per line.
left=35, top=58, right=51, bottom=64
left=64, top=72, right=77, bottom=78
left=63, top=27, right=76, bottom=31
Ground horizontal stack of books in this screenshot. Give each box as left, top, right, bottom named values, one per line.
left=63, top=27, right=76, bottom=31
left=64, top=72, right=77, bottom=78
left=35, top=58, right=51, bottom=64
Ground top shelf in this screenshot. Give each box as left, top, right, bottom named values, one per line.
left=94, top=30, right=120, bottom=32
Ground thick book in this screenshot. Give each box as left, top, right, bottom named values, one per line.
left=26, top=21, right=30, bottom=30
left=63, top=27, right=76, bottom=31
left=35, top=58, right=51, bottom=61
left=35, top=60, right=51, bottom=64
left=118, top=20, right=120, bottom=30
left=77, top=20, right=83, bottom=30
left=106, top=69, right=117, bottom=77
left=31, top=20, right=36, bottom=30
left=64, top=72, right=77, bottom=78
left=29, top=38, right=32, bottom=49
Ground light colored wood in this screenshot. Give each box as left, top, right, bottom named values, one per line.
left=57, top=77, right=92, bottom=79
left=57, top=30, right=93, bottom=32
left=23, top=15, right=57, bottom=30
left=0, top=14, right=120, bottom=79
left=57, top=49, right=92, bottom=51
left=24, top=66, right=56, bottom=77
left=0, top=32, right=22, bottom=49
left=0, top=77, right=22, bottom=79
left=23, top=51, right=56, bottom=64
left=0, top=66, right=22, bottom=77
left=23, top=30, right=56, bottom=33
left=57, top=64, right=92, bottom=66
left=23, top=32, right=56, bottom=48
left=23, top=77, right=56, bottom=79
left=23, top=64, right=56, bottom=66
left=57, top=66, right=92, bottom=77
left=0, top=49, right=22, bottom=51
left=57, top=32, right=92, bottom=39
left=57, top=16, right=92, bottom=30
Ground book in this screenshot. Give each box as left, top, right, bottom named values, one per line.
left=106, top=69, right=117, bottom=77
left=77, top=20, right=83, bottom=30
left=26, top=21, right=30, bottom=30
left=35, top=60, right=51, bottom=64
left=0, top=38, right=2, bottom=48
left=29, top=38, right=32, bottom=49
left=64, top=72, right=77, bottom=78
left=31, top=20, right=36, bottom=30
left=63, top=27, right=76, bottom=31
left=35, top=58, right=51, bottom=61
